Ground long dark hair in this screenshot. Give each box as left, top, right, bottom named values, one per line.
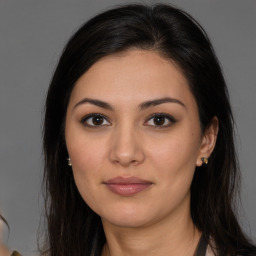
left=42, top=3, right=256, bottom=256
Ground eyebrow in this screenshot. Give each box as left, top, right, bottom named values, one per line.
left=73, top=98, right=114, bottom=111
left=139, top=97, right=185, bottom=110
left=73, top=97, right=185, bottom=111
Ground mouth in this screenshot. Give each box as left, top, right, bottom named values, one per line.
left=103, top=176, right=153, bottom=196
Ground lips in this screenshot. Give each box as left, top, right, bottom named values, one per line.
left=103, top=176, right=153, bottom=196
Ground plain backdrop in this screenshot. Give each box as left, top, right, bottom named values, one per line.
left=0, top=0, right=255, bottom=255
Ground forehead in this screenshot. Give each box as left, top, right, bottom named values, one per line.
left=69, top=49, right=195, bottom=107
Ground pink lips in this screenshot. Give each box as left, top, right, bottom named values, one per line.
left=104, top=176, right=152, bottom=196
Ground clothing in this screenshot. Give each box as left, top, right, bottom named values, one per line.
left=10, top=251, right=22, bottom=256
left=194, top=235, right=215, bottom=256
left=206, top=245, right=215, bottom=256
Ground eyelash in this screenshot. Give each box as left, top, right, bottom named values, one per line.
left=81, top=113, right=111, bottom=127
left=144, top=113, right=176, bottom=128
left=80, top=113, right=176, bottom=128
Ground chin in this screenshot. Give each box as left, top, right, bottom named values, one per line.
left=103, top=215, right=152, bottom=228
left=99, top=205, right=158, bottom=229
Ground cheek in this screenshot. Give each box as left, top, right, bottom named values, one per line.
left=68, top=146, right=105, bottom=213
left=146, top=127, right=201, bottom=188
left=67, top=131, right=107, bottom=172
left=148, top=138, right=198, bottom=211
left=66, top=135, right=108, bottom=201
left=149, top=132, right=200, bottom=169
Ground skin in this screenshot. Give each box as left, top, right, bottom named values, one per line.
left=0, top=222, right=10, bottom=256
left=65, top=49, right=218, bottom=256
left=0, top=244, right=9, bottom=256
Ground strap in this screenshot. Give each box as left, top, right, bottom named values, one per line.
left=194, top=234, right=208, bottom=256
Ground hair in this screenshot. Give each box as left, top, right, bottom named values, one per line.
left=42, top=3, right=256, bottom=256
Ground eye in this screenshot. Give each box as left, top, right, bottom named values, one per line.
left=81, top=114, right=111, bottom=127
left=145, top=113, right=176, bottom=128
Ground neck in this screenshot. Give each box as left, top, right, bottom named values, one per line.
left=101, top=203, right=201, bottom=256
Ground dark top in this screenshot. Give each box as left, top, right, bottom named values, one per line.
left=194, top=235, right=208, bottom=256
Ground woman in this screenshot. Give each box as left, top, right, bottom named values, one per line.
left=42, top=3, right=256, bottom=256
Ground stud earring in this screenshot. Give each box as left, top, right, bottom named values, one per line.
left=67, top=157, right=72, bottom=166
left=201, top=157, right=208, bottom=165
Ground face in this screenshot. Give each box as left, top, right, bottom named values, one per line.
left=65, top=50, right=208, bottom=229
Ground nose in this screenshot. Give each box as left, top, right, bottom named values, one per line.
left=108, top=125, right=145, bottom=167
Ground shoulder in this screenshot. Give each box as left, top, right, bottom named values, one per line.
left=205, top=244, right=256, bottom=256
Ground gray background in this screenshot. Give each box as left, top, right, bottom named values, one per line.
left=0, top=0, right=255, bottom=255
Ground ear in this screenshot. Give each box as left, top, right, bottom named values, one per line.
left=196, top=117, right=219, bottom=167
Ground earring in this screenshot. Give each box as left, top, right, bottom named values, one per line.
left=67, top=157, right=72, bottom=166
left=201, top=157, right=208, bottom=165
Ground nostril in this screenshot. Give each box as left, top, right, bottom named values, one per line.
left=131, top=159, right=139, bottom=165
left=112, top=159, right=138, bottom=166
left=108, top=134, right=145, bottom=166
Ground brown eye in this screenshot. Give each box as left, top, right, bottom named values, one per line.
left=82, top=114, right=111, bottom=127
left=92, top=115, right=104, bottom=125
left=145, top=113, right=176, bottom=128
left=153, top=116, right=166, bottom=126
